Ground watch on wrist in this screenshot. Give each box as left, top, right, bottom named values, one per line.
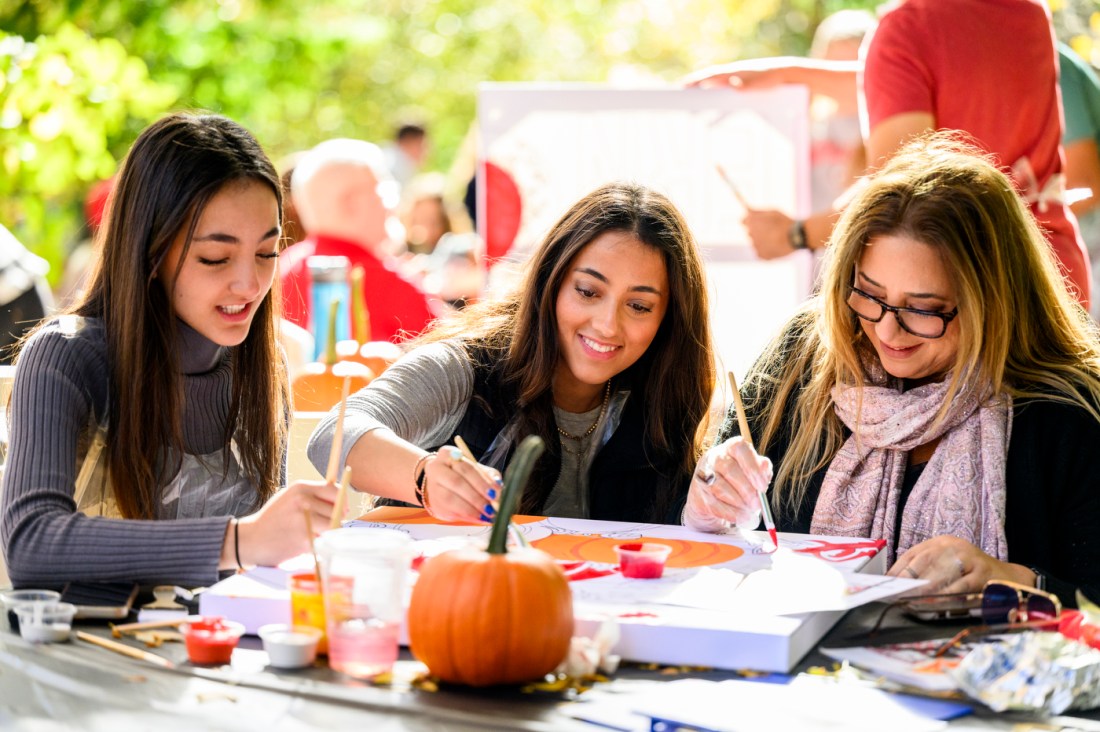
left=788, top=219, right=808, bottom=250
left=1029, top=566, right=1047, bottom=592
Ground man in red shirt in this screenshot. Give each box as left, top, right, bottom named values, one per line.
left=280, top=138, right=435, bottom=343
left=687, top=0, right=1090, bottom=309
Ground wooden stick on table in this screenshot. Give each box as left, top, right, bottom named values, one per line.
left=110, top=618, right=188, bottom=638
left=76, top=630, right=175, bottom=669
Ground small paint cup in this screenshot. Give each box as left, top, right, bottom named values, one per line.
left=180, top=616, right=245, bottom=665
left=14, top=602, right=75, bottom=643
left=614, top=542, right=673, bottom=579
left=2, top=589, right=62, bottom=633
left=258, top=624, right=323, bottom=669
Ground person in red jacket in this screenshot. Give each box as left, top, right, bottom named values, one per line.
left=280, top=138, right=435, bottom=343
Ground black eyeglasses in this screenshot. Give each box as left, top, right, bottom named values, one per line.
left=847, top=286, right=959, bottom=339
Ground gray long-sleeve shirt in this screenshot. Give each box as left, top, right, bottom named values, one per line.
left=1, top=317, right=257, bottom=588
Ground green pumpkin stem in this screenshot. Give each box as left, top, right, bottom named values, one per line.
left=324, top=297, right=340, bottom=366
left=486, top=435, right=545, bottom=555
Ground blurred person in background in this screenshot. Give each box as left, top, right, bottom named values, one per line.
left=1058, top=43, right=1100, bottom=319
left=277, top=151, right=308, bottom=250
left=806, top=9, right=877, bottom=212
left=687, top=0, right=1090, bottom=310
left=399, top=173, right=453, bottom=256
left=385, top=122, right=429, bottom=188
left=280, top=138, right=435, bottom=343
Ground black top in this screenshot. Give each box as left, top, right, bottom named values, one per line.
left=440, top=346, right=692, bottom=524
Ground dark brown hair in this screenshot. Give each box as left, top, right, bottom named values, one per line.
left=424, top=182, right=715, bottom=513
left=69, top=112, right=287, bottom=519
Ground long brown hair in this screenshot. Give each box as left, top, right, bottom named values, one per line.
left=66, top=112, right=287, bottom=519
left=746, top=133, right=1100, bottom=515
left=423, top=182, right=715, bottom=513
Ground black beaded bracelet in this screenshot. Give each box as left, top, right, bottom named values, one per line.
left=413, top=451, right=437, bottom=508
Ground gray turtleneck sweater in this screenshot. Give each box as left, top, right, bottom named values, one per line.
left=1, top=317, right=269, bottom=588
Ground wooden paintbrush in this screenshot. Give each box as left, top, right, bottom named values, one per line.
left=303, top=508, right=323, bottom=583
left=329, top=465, right=352, bottom=530
left=727, top=370, right=778, bottom=551
left=325, top=376, right=353, bottom=484
left=454, top=435, right=501, bottom=514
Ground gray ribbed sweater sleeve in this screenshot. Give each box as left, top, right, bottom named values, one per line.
left=307, top=340, right=474, bottom=475
left=1, top=321, right=234, bottom=588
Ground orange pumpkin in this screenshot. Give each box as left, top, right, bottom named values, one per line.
left=407, top=436, right=574, bottom=686
left=292, top=298, right=374, bottom=411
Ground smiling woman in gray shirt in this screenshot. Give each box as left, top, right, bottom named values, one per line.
left=308, top=182, right=716, bottom=525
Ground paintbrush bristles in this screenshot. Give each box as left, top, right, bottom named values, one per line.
left=325, top=376, right=353, bottom=484
left=727, top=371, right=754, bottom=449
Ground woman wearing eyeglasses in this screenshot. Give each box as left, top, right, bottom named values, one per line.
left=685, top=133, right=1100, bottom=607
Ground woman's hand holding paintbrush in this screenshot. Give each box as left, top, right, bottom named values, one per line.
left=416, top=437, right=503, bottom=524
left=222, top=377, right=352, bottom=569
left=684, top=372, right=777, bottom=549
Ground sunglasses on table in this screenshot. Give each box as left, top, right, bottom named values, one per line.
left=868, top=579, right=1062, bottom=639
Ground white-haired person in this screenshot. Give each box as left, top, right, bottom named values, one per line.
left=279, top=138, right=435, bottom=344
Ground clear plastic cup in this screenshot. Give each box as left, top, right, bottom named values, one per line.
left=2, top=589, right=62, bottom=633
left=316, top=528, right=412, bottom=679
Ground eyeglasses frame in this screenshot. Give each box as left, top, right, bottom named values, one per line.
left=847, top=286, right=959, bottom=339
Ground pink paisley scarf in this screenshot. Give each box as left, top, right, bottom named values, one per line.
left=810, top=365, right=1012, bottom=566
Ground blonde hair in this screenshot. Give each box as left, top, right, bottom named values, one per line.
left=747, top=133, right=1100, bottom=515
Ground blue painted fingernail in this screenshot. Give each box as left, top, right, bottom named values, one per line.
left=494, top=476, right=503, bottom=487
left=448, top=447, right=462, bottom=460
left=487, top=488, right=498, bottom=500
left=479, top=513, right=491, bottom=523
left=484, top=503, right=495, bottom=516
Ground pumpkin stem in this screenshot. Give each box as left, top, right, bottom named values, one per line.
left=486, top=435, right=545, bottom=555
left=324, top=297, right=340, bottom=366
left=350, top=266, right=370, bottom=344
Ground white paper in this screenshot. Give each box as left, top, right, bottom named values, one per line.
left=567, top=549, right=923, bottom=616
left=633, top=677, right=949, bottom=732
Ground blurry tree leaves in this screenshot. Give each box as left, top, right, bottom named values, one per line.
left=0, top=0, right=1091, bottom=285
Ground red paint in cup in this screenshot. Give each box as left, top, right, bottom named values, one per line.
left=181, top=616, right=245, bottom=665
left=614, top=542, right=673, bottom=579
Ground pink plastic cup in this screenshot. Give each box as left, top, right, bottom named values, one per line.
left=614, top=542, right=673, bottom=579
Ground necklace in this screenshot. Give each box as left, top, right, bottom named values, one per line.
left=556, top=380, right=611, bottom=441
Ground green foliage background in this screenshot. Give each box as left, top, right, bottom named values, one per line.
left=1, top=0, right=1095, bottom=284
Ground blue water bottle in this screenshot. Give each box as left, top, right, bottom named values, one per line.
left=308, top=255, right=351, bottom=360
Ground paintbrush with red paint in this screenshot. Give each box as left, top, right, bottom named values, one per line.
left=727, top=370, right=778, bottom=551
